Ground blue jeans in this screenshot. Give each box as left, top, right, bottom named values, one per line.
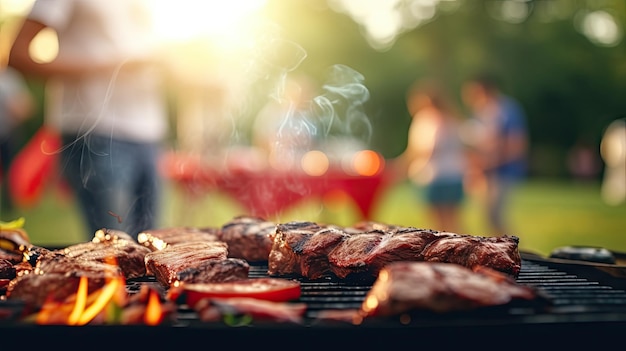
left=60, top=134, right=162, bottom=240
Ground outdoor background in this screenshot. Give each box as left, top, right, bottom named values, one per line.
left=1, top=0, right=624, bottom=257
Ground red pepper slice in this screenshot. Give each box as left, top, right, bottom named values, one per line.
left=168, top=278, right=301, bottom=308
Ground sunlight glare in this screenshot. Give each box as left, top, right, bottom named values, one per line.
left=0, top=0, right=35, bottom=16
left=150, top=0, right=266, bottom=46
left=581, top=10, right=621, bottom=47
left=29, top=27, right=58, bottom=64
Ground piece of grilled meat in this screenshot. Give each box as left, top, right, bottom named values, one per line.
left=268, top=221, right=522, bottom=280
left=360, top=261, right=541, bottom=317
left=218, top=215, right=276, bottom=262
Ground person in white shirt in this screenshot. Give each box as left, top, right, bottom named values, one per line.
left=9, top=0, right=169, bottom=240
left=394, top=79, right=468, bottom=234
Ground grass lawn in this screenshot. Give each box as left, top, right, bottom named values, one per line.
left=2, top=178, right=625, bottom=257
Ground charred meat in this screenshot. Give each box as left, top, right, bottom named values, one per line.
left=144, top=241, right=248, bottom=287
left=218, top=216, right=276, bottom=262
left=6, top=253, right=123, bottom=309
left=62, top=229, right=151, bottom=279
left=268, top=221, right=345, bottom=280
left=360, top=261, right=541, bottom=317
left=137, top=226, right=220, bottom=251
left=268, top=222, right=522, bottom=280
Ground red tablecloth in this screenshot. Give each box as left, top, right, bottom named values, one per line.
left=160, top=152, right=392, bottom=220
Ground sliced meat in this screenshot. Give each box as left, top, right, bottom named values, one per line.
left=363, top=228, right=446, bottom=274
left=144, top=241, right=232, bottom=287
left=137, top=226, right=220, bottom=251
left=269, top=222, right=522, bottom=280
left=360, top=261, right=540, bottom=317
left=6, top=255, right=123, bottom=308
left=176, top=258, right=250, bottom=286
left=268, top=221, right=346, bottom=280
left=218, top=215, right=276, bottom=262
left=62, top=230, right=151, bottom=279
left=421, top=235, right=522, bottom=277
left=327, top=231, right=384, bottom=278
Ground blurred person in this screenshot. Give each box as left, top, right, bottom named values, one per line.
left=8, top=0, right=170, bottom=240
left=0, top=66, right=35, bottom=214
left=567, top=136, right=602, bottom=183
left=600, top=118, right=626, bottom=206
left=393, top=79, right=468, bottom=234
left=461, top=73, right=529, bottom=236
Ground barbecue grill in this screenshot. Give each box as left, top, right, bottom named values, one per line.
left=2, top=253, right=626, bottom=348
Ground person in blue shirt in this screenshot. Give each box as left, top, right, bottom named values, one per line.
left=461, top=74, right=529, bottom=236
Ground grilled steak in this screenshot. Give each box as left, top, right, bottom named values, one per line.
left=175, top=258, right=249, bottom=285
left=62, top=229, right=151, bottom=279
left=144, top=241, right=245, bottom=287
left=137, top=226, right=220, bottom=251
left=420, top=234, right=522, bottom=277
left=6, top=253, right=123, bottom=308
left=218, top=216, right=276, bottom=262
left=268, top=222, right=522, bottom=280
left=268, top=221, right=345, bottom=280
left=360, top=261, right=540, bottom=317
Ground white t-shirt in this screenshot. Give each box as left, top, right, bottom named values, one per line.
left=28, top=0, right=167, bottom=142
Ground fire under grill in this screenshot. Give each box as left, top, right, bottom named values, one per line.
left=3, top=255, right=626, bottom=347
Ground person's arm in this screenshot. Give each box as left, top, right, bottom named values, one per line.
left=392, top=112, right=438, bottom=181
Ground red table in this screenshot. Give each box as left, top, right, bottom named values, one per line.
left=160, top=152, right=392, bottom=220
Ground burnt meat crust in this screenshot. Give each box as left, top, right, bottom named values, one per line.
left=268, top=222, right=522, bottom=280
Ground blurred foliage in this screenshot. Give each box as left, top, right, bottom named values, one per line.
left=7, top=0, right=626, bottom=180
left=263, top=0, right=626, bottom=179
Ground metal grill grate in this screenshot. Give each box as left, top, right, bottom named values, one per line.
left=3, top=258, right=626, bottom=349
left=516, top=260, right=626, bottom=312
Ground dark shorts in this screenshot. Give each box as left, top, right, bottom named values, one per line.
left=424, top=178, right=465, bottom=205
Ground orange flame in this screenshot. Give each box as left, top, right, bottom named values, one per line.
left=144, top=289, right=163, bottom=325
left=35, top=276, right=125, bottom=325
left=67, top=276, right=89, bottom=325
left=74, top=277, right=121, bottom=325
